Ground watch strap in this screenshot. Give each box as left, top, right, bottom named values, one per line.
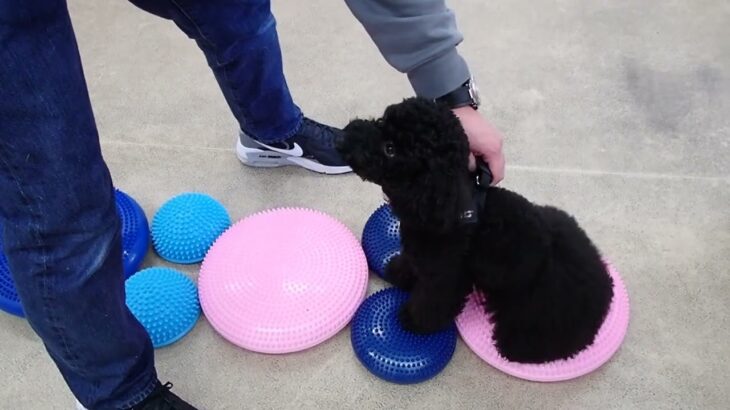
left=435, top=80, right=474, bottom=109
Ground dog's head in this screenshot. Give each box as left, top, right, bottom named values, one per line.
left=337, top=98, right=472, bottom=230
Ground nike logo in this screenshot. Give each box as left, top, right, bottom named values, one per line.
left=256, top=141, right=304, bottom=157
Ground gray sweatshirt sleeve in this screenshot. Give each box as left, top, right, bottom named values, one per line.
left=345, top=0, right=470, bottom=99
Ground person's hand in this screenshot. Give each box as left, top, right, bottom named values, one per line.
left=452, top=107, right=505, bottom=185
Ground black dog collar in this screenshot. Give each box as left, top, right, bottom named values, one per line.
left=383, top=160, right=492, bottom=225
left=459, top=159, right=492, bottom=225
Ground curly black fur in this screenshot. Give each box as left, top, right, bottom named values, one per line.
left=338, top=98, right=614, bottom=363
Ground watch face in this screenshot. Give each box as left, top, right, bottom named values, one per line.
left=469, top=79, right=481, bottom=107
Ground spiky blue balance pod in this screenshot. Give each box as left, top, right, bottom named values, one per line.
left=351, top=288, right=457, bottom=384
left=0, top=189, right=149, bottom=318
left=151, top=193, right=231, bottom=264
left=125, top=267, right=200, bottom=348
left=362, top=204, right=401, bottom=281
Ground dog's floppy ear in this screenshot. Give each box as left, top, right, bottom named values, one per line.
left=381, top=100, right=474, bottom=232
left=389, top=167, right=473, bottom=232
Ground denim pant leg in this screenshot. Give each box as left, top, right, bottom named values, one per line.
left=0, top=1, right=157, bottom=408
left=129, top=0, right=303, bottom=143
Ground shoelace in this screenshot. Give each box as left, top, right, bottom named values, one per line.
left=159, top=382, right=175, bottom=406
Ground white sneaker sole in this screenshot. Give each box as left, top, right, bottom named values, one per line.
left=235, top=139, right=351, bottom=175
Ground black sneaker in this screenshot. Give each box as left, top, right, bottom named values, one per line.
left=75, top=382, right=196, bottom=410
left=131, top=382, right=197, bottom=410
left=236, top=117, right=352, bottom=175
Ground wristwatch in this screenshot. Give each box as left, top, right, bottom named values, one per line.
left=435, top=77, right=481, bottom=110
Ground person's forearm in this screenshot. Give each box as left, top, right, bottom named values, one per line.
left=345, top=0, right=470, bottom=99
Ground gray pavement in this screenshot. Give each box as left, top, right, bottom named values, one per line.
left=1, top=0, right=728, bottom=409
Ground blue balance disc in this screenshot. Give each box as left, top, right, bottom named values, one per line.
left=116, top=189, right=149, bottom=278
left=0, top=232, right=22, bottom=317
left=362, top=204, right=401, bottom=281
left=151, top=193, right=231, bottom=264
left=351, top=288, right=457, bottom=384
left=0, top=190, right=148, bottom=318
left=125, top=267, right=200, bottom=348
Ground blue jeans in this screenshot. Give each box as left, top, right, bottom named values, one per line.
left=0, top=0, right=300, bottom=408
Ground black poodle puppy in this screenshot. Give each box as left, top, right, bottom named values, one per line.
left=337, top=98, right=614, bottom=363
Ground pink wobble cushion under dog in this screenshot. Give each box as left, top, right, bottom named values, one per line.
left=456, top=260, right=629, bottom=382
left=199, top=208, right=369, bottom=354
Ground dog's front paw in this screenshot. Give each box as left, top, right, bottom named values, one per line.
left=385, top=254, right=417, bottom=290
left=398, top=304, right=425, bottom=333
left=398, top=302, right=451, bottom=334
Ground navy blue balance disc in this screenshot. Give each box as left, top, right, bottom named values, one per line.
left=362, top=204, right=401, bottom=281
left=116, top=189, right=150, bottom=278
left=0, top=231, right=22, bottom=317
left=351, top=288, right=457, bottom=384
left=0, top=189, right=148, bottom=318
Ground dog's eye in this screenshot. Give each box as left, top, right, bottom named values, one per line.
left=383, top=142, right=396, bottom=158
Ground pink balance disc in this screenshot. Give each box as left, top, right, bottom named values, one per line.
left=198, top=208, right=369, bottom=354
left=456, top=260, right=630, bottom=382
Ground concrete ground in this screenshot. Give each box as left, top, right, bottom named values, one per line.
left=1, top=0, right=728, bottom=409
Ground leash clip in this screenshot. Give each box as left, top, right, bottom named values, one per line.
left=475, top=158, right=493, bottom=188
